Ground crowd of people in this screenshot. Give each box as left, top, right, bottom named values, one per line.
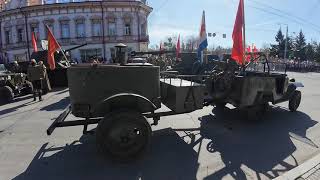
left=268, top=57, right=320, bottom=72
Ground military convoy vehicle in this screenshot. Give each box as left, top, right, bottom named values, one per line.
left=47, top=45, right=303, bottom=161
left=30, top=43, right=87, bottom=87
left=7, top=44, right=87, bottom=88
left=204, top=53, right=303, bottom=119
left=0, top=64, right=33, bottom=103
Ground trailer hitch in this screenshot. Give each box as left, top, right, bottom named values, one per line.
left=47, top=105, right=72, bottom=135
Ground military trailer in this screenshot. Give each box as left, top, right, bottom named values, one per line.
left=0, top=64, right=33, bottom=103
left=47, top=46, right=303, bottom=161
left=47, top=45, right=208, bottom=161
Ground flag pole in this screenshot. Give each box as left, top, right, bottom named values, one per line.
left=59, top=46, right=71, bottom=66
left=242, top=0, right=246, bottom=67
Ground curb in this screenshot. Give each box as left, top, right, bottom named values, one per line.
left=274, top=151, right=320, bottom=180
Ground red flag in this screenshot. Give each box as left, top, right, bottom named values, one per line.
left=231, top=0, right=244, bottom=65
left=46, top=25, right=60, bottom=70
left=31, top=32, right=38, bottom=52
left=176, top=34, right=181, bottom=59
left=246, top=46, right=251, bottom=62
left=160, top=41, right=164, bottom=53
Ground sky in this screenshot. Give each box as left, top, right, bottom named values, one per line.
left=147, top=0, right=320, bottom=49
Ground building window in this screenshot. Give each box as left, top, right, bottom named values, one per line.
left=61, top=23, right=70, bottom=39
left=17, top=28, right=24, bottom=42
left=76, top=22, right=85, bottom=38
left=125, top=23, right=131, bottom=35
left=92, top=21, right=102, bottom=37
left=141, top=22, right=147, bottom=36
left=108, top=22, right=116, bottom=36
left=110, top=47, right=116, bottom=59
left=5, top=30, right=10, bottom=44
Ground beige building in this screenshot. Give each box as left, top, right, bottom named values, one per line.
left=0, top=0, right=152, bottom=63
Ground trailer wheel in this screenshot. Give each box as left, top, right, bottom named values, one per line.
left=289, top=90, right=301, bottom=112
left=0, top=86, right=14, bottom=103
left=96, top=110, right=152, bottom=162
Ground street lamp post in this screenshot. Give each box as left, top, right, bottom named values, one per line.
left=277, top=23, right=289, bottom=60
left=284, top=25, right=288, bottom=60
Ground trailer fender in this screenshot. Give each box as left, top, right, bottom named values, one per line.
left=94, top=93, right=157, bottom=114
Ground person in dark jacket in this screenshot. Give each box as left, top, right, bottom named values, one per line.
left=27, top=59, right=44, bottom=101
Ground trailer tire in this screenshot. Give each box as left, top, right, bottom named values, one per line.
left=0, top=86, right=14, bottom=103
left=96, top=110, right=152, bottom=162
left=289, top=90, right=301, bottom=112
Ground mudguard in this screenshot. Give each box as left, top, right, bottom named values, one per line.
left=92, top=93, right=158, bottom=116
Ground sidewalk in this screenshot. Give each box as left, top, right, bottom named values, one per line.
left=274, top=152, right=320, bottom=180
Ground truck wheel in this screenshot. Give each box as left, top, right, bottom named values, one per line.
left=289, top=90, right=301, bottom=112
left=0, top=86, right=14, bottom=103
left=96, top=110, right=152, bottom=162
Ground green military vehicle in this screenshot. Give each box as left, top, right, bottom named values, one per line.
left=47, top=46, right=303, bottom=161
left=0, top=64, right=33, bottom=103
left=204, top=53, right=303, bottom=119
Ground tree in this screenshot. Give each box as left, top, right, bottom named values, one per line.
left=314, top=42, right=320, bottom=63
left=305, top=43, right=315, bottom=61
left=184, top=35, right=198, bottom=52
left=270, top=28, right=285, bottom=58
left=163, top=37, right=174, bottom=50
left=293, top=30, right=307, bottom=60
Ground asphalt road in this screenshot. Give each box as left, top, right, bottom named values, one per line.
left=0, top=72, right=319, bottom=180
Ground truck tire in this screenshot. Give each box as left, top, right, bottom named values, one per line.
left=96, top=110, right=152, bottom=162
left=289, top=90, right=301, bottom=112
left=0, top=86, right=14, bottom=103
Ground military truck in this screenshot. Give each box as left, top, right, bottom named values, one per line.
left=0, top=64, right=33, bottom=103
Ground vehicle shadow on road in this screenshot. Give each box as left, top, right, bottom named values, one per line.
left=12, top=106, right=317, bottom=180
left=201, top=106, right=318, bottom=180
left=0, top=100, right=37, bottom=116
left=0, top=94, right=33, bottom=106
left=13, top=128, right=200, bottom=180
left=40, top=97, right=70, bottom=112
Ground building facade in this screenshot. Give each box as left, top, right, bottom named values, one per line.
left=0, top=0, right=152, bottom=63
